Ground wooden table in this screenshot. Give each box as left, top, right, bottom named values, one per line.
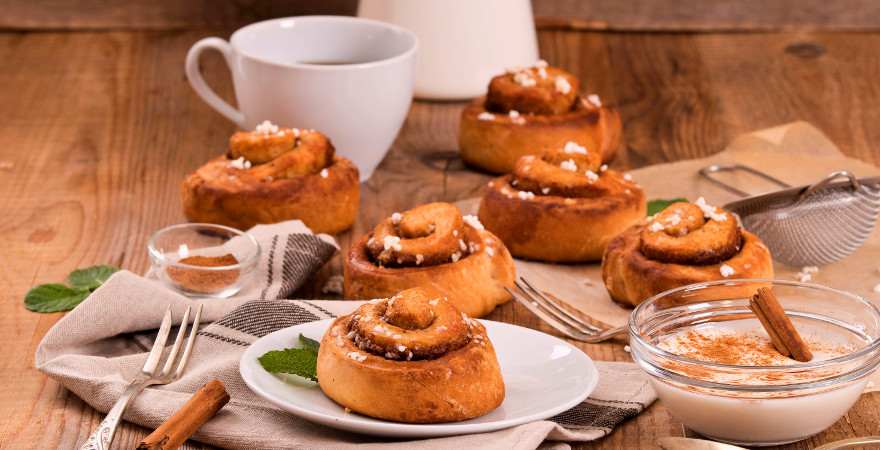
left=3, top=26, right=880, bottom=449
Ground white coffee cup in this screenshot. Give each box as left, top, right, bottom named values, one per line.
left=185, top=16, right=418, bottom=181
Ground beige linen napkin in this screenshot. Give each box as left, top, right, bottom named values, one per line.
left=35, top=220, right=655, bottom=450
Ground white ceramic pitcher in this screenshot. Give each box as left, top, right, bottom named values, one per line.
left=359, top=0, right=539, bottom=100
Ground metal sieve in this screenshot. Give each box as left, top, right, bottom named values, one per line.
left=699, top=164, right=880, bottom=267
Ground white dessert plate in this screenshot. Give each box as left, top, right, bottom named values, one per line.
left=240, top=319, right=598, bottom=438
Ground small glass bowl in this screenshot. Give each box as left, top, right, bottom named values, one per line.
left=148, top=223, right=260, bottom=298
left=628, top=279, right=880, bottom=447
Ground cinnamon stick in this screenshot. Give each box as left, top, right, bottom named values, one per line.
left=137, top=380, right=230, bottom=450
left=749, top=287, right=813, bottom=362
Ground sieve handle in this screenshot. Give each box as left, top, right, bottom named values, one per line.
left=698, top=164, right=791, bottom=197
left=800, top=171, right=861, bottom=199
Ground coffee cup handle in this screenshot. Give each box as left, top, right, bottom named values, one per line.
left=185, top=37, right=246, bottom=127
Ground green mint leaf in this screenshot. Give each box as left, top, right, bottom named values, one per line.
left=647, top=198, right=688, bottom=216
left=258, top=347, right=318, bottom=382
left=66, top=265, right=119, bottom=291
left=299, top=334, right=320, bottom=353
left=24, top=284, right=90, bottom=313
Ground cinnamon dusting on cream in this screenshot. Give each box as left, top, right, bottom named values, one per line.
left=659, top=328, right=852, bottom=367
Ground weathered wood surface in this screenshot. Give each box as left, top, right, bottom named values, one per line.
left=5, top=0, right=880, bottom=32
left=534, top=0, right=880, bottom=31
left=2, top=28, right=880, bottom=449
left=0, top=0, right=359, bottom=31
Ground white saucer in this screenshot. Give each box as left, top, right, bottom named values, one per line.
left=240, top=319, right=598, bottom=438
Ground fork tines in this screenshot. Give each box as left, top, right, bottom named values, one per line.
left=145, top=304, right=204, bottom=380
left=506, top=277, right=624, bottom=343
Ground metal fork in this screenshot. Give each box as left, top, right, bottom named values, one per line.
left=506, top=277, right=626, bottom=343
left=80, top=304, right=203, bottom=450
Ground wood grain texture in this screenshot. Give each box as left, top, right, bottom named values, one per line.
left=5, top=0, right=880, bottom=32
left=0, top=0, right=358, bottom=31
left=2, top=28, right=880, bottom=449
left=533, top=0, right=880, bottom=32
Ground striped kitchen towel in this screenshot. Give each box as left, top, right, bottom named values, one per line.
left=35, top=220, right=654, bottom=450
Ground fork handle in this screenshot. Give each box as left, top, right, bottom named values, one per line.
left=80, top=381, right=148, bottom=450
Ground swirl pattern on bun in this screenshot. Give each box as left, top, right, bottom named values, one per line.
left=181, top=122, right=359, bottom=234
left=317, top=287, right=505, bottom=423
left=366, top=203, right=466, bottom=267
left=478, top=145, right=645, bottom=262
left=486, top=65, right=580, bottom=115
left=459, top=61, right=620, bottom=174
left=349, top=287, right=471, bottom=360
left=345, top=203, right=515, bottom=318
left=602, top=199, right=774, bottom=307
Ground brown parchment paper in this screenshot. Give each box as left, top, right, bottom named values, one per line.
left=459, top=121, right=880, bottom=334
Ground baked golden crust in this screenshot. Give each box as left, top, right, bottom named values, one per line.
left=485, top=65, right=580, bottom=115
left=316, top=288, right=505, bottom=423
left=459, top=96, right=620, bottom=174
left=478, top=150, right=645, bottom=262
left=602, top=202, right=775, bottom=307
left=458, top=62, right=619, bottom=174
left=366, top=203, right=465, bottom=267
left=181, top=127, right=359, bottom=234
left=344, top=204, right=515, bottom=318
left=639, top=202, right=741, bottom=265
left=349, top=287, right=471, bottom=359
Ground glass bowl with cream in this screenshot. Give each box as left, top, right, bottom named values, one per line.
left=628, top=279, right=880, bottom=446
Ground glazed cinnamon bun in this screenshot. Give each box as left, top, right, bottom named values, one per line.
left=317, top=287, right=505, bottom=423
left=602, top=199, right=774, bottom=307
left=478, top=144, right=645, bottom=262
left=181, top=121, right=359, bottom=234
left=344, top=202, right=515, bottom=318
left=459, top=61, right=620, bottom=174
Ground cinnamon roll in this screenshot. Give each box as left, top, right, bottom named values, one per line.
left=602, top=199, right=774, bottom=307
left=317, top=287, right=505, bottom=423
left=181, top=121, right=359, bottom=234
left=478, top=145, right=645, bottom=262
left=459, top=61, right=620, bottom=174
left=344, top=202, right=515, bottom=318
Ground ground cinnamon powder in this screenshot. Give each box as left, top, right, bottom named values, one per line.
left=166, top=253, right=240, bottom=294
left=668, top=331, right=785, bottom=366
left=658, top=329, right=854, bottom=387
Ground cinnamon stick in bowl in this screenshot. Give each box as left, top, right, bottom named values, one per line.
left=749, top=287, right=813, bottom=362
left=137, top=380, right=230, bottom=450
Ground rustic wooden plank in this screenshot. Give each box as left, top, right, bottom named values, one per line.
left=3, top=27, right=880, bottom=449
left=533, top=0, right=880, bottom=32
left=5, top=0, right=880, bottom=32
left=695, top=32, right=880, bottom=167
left=0, top=0, right=357, bottom=31
left=0, top=29, right=236, bottom=449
